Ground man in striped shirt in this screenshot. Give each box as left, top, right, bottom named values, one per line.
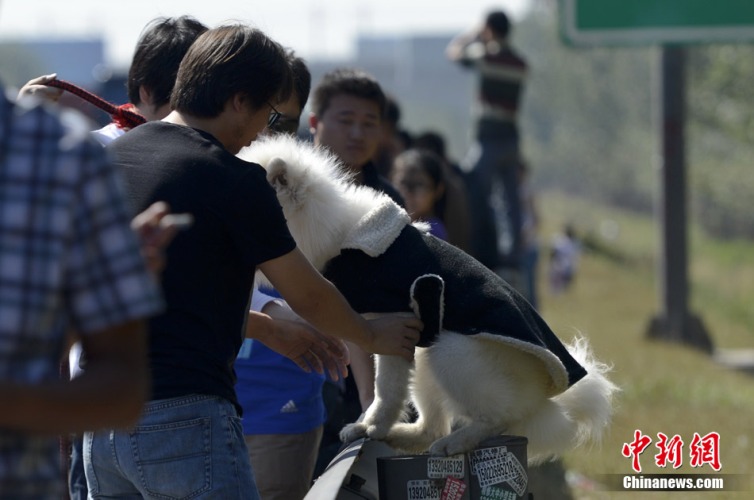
left=447, top=10, right=529, bottom=280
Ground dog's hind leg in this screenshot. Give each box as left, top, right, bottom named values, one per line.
left=382, top=351, right=452, bottom=454
left=340, top=354, right=411, bottom=443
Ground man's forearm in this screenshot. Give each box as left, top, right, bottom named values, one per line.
left=0, top=359, right=147, bottom=433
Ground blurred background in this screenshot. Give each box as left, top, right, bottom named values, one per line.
left=3, top=0, right=753, bottom=240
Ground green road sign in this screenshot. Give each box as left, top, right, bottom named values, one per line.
left=560, top=0, right=754, bottom=46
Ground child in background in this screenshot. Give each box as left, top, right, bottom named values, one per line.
left=390, top=149, right=448, bottom=240
left=549, top=223, right=580, bottom=294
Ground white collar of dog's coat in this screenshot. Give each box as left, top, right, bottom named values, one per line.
left=341, top=198, right=411, bottom=257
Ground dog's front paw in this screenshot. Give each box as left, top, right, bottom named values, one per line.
left=429, top=436, right=472, bottom=457
left=365, top=422, right=391, bottom=440
left=340, top=422, right=368, bottom=443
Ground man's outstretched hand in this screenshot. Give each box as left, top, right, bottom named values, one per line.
left=250, top=309, right=350, bottom=381
left=364, top=313, right=423, bottom=361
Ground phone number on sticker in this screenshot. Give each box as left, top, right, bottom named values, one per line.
left=427, top=456, right=465, bottom=478
left=407, top=479, right=442, bottom=500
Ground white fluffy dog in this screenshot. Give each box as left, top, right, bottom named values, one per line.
left=239, top=135, right=618, bottom=463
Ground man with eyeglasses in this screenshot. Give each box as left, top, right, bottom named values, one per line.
left=89, top=25, right=422, bottom=499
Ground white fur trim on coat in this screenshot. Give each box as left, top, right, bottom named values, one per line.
left=341, top=198, right=411, bottom=257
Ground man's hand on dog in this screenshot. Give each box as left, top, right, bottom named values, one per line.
left=365, top=313, right=423, bottom=361
left=250, top=302, right=350, bottom=380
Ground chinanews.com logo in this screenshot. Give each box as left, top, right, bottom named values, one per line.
left=598, top=429, right=749, bottom=492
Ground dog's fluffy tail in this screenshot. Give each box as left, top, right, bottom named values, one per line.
left=512, top=336, right=618, bottom=464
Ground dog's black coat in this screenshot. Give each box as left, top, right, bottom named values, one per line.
left=323, top=224, right=587, bottom=388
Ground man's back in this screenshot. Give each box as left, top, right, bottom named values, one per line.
left=109, top=120, right=295, bottom=410
left=478, top=43, right=527, bottom=136
left=460, top=41, right=528, bottom=140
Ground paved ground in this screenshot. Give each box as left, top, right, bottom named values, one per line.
left=713, top=348, right=754, bottom=376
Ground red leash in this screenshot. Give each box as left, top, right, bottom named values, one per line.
left=45, top=78, right=146, bottom=130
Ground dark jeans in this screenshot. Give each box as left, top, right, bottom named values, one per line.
left=521, top=244, right=540, bottom=310
left=69, top=435, right=87, bottom=500
left=462, top=139, right=523, bottom=270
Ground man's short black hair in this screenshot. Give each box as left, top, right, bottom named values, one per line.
left=485, top=10, right=511, bottom=39
left=127, top=16, right=208, bottom=108
left=288, top=51, right=312, bottom=111
left=268, top=50, right=311, bottom=135
left=171, top=24, right=292, bottom=118
left=311, top=68, right=386, bottom=119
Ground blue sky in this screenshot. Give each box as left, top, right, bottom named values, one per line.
left=0, top=0, right=530, bottom=69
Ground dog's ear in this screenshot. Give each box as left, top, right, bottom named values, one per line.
left=267, top=157, right=289, bottom=189
left=267, top=157, right=301, bottom=209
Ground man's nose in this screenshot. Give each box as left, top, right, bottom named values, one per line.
left=349, top=123, right=365, bottom=138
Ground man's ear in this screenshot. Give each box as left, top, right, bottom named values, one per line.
left=231, top=93, right=247, bottom=113
left=138, top=86, right=153, bottom=107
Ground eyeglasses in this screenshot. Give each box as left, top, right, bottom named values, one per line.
left=269, top=116, right=300, bottom=136
left=267, top=102, right=282, bottom=128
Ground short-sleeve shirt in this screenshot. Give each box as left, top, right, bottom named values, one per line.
left=108, top=121, right=297, bottom=412
left=0, top=92, right=163, bottom=498
left=457, top=40, right=528, bottom=141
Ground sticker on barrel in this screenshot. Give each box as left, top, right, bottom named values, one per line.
left=470, top=446, right=527, bottom=497
left=427, top=455, right=465, bottom=479
left=441, top=476, right=467, bottom=500
left=407, top=479, right=443, bottom=500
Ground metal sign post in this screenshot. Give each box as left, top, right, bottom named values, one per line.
left=558, top=0, right=754, bottom=351
left=645, top=45, right=712, bottom=351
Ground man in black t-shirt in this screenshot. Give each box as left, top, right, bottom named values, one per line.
left=86, top=25, right=421, bottom=500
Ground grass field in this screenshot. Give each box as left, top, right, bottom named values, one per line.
left=531, top=191, right=754, bottom=499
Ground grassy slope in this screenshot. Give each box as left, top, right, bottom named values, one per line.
left=533, top=191, right=754, bottom=499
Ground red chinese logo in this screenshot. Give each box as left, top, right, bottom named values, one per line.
left=690, top=432, right=721, bottom=471
left=622, top=429, right=652, bottom=473
left=654, top=433, right=684, bottom=469
left=622, top=430, right=721, bottom=472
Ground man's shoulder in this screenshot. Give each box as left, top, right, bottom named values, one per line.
left=91, top=123, right=126, bottom=146
left=7, top=93, right=98, bottom=149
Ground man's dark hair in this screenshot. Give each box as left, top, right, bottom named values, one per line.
left=485, top=10, right=511, bottom=39
left=288, top=51, right=312, bottom=111
left=171, top=24, right=292, bottom=118
left=268, top=51, right=311, bottom=135
left=311, top=68, right=386, bottom=118
left=127, top=16, right=208, bottom=108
